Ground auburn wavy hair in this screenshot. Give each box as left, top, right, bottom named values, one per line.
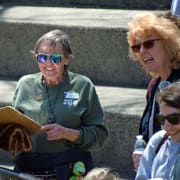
left=127, top=12, right=180, bottom=70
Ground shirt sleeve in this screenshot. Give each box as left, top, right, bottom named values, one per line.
left=170, top=154, right=180, bottom=180
left=135, top=130, right=165, bottom=180
left=74, top=82, right=109, bottom=151
left=12, top=77, right=22, bottom=107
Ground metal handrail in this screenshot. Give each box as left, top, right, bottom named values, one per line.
left=0, top=167, right=38, bottom=180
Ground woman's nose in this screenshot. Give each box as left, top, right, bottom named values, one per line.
left=139, top=45, right=147, bottom=54
left=46, top=57, right=52, bottom=64
left=163, top=119, right=174, bottom=130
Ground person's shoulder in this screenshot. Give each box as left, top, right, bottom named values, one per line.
left=149, top=130, right=166, bottom=143
left=18, top=72, right=41, bottom=84
left=153, top=130, right=166, bottom=138
left=146, top=76, right=160, bottom=100
left=68, top=71, right=94, bottom=85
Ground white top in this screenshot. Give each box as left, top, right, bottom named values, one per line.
left=171, top=0, right=180, bottom=16
left=135, top=130, right=180, bottom=180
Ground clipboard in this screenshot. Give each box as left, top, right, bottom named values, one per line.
left=0, top=106, right=41, bottom=134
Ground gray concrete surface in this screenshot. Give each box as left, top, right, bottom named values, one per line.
left=0, top=6, right=162, bottom=28
left=0, top=78, right=146, bottom=179
left=0, top=0, right=171, bottom=10
left=0, top=5, right=165, bottom=87
left=0, top=79, right=146, bottom=115
left=0, top=79, right=146, bottom=116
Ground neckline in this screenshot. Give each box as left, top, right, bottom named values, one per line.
left=45, top=80, right=61, bottom=123
left=40, top=71, right=69, bottom=88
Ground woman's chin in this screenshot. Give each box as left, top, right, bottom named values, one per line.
left=44, top=71, right=56, bottom=76
left=171, top=132, right=180, bottom=142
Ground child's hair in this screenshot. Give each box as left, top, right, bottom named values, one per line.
left=157, top=81, right=180, bottom=108
left=84, top=167, right=120, bottom=180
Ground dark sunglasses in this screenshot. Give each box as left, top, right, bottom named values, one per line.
left=35, top=53, right=64, bottom=64
left=131, top=39, right=162, bottom=53
left=156, top=113, right=180, bottom=125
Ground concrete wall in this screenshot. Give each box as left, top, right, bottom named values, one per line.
left=0, top=22, right=150, bottom=87
left=93, top=112, right=139, bottom=179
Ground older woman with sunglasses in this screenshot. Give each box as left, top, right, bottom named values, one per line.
left=135, top=81, right=180, bottom=179
left=127, top=12, right=180, bottom=171
left=12, top=29, right=109, bottom=179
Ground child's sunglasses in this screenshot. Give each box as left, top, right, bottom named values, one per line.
left=35, top=53, right=64, bottom=64
left=131, top=39, right=162, bottom=53
left=156, top=113, right=180, bottom=125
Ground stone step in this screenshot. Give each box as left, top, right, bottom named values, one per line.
left=0, top=78, right=146, bottom=179
left=0, top=78, right=146, bottom=114
left=1, top=0, right=171, bottom=10
left=0, top=5, right=165, bottom=87
left=0, top=4, right=152, bottom=178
